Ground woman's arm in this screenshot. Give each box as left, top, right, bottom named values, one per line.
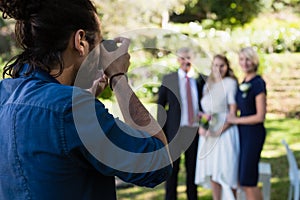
left=228, top=92, right=266, bottom=125
left=221, top=103, right=237, bottom=132
left=111, top=75, right=169, bottom=146
left=100, top=37, right=169, bottom=146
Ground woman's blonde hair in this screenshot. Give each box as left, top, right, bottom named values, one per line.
left=239, top=47, right=259, bottom=71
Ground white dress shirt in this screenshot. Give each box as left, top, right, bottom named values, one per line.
left=178, top=68, right=199, bottom=127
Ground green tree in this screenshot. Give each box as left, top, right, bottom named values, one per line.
left=170, top=0, right=262, bottom=29
left=269, top=0, right=300, bottom=11
left=95, top=0, right=189, bottom=37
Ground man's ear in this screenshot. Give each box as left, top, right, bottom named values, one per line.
left=74, top=29, right=88, bottom=56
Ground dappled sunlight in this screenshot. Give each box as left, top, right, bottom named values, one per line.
left=261, top=149, right=286, bottom=158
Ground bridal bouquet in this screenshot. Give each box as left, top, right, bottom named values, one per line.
left=198, top=112, right=227, bottom=137
left=198, top=112, right=217, bottom=130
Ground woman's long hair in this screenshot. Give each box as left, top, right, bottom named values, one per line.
left=205, top=54, right=237, bottom=93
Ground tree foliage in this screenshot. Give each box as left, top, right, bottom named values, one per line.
left=95, top=0, right=189, bottom=37
left=170, top=0, right=262, bottom=29
left=269, top=0, right=300, bottom=11
left=169, top=0, right=300, bottom=29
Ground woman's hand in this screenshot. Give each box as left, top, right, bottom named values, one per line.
left=100, top=37, right=131, bottom=79
left=198, top=128, right=221, bottom=137
left=198, top=126, right=208, bottom=136
left=86, top=70, right=108, bottom=97
left=206, top=128, right=222, bottom=137
left=227, top=113, right=238, bottom=124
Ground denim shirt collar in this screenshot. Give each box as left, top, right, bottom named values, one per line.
left=20, top=64, right=60, bottom=84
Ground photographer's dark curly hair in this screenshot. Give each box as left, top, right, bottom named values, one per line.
left=0, top=0, right=100, bottom=78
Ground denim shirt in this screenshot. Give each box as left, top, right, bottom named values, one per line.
left=0, top=67, right=172, bottom=200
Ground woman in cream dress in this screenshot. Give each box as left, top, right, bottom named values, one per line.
left=195, top=54, right=240, bottom=200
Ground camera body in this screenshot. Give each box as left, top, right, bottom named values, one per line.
left=102, top=39, right=118, bottom=52
left=98, top=39, right=118, bottom=70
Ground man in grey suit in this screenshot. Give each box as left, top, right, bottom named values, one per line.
left=157, top=47, right=206, bottom=200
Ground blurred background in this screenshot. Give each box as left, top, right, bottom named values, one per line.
left=1, top=0, right=300, bottom=199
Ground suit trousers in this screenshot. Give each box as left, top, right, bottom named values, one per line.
left=165, top=126, right=199, bottom=200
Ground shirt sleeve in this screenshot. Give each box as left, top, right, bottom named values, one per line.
left=64, top=89, right=172, bottom=188
left=226, top=78, right=237, bottom=105
left=253, top=77, right=267, bottom=96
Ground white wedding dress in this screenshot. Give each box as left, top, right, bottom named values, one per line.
left=195, top=77, right=240, bottom=199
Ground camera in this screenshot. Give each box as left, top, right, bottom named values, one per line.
left=102, top=39, right=118, bottom=52
left=98, top=39, right=119, bottom=70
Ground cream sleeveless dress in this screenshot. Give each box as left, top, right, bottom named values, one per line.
left=195, top=77, right=240, bottom=199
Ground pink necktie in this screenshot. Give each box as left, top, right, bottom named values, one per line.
left=186, top=75, right=194, bottom=126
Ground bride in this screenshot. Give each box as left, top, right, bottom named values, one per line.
left=195, top=54, right=240, bottom=200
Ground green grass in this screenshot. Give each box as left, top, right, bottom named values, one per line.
left=260, top=114, right=300, bottom=200
left=116, top=114, right=300, bottom=200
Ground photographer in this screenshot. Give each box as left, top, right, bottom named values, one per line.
left=0, top=0, right=172, bottom=199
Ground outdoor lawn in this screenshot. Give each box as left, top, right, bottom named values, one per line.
left=116, top=113, right=300, bottom=200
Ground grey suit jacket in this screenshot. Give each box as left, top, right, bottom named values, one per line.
left=157, top=72, right=206, bottom=142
